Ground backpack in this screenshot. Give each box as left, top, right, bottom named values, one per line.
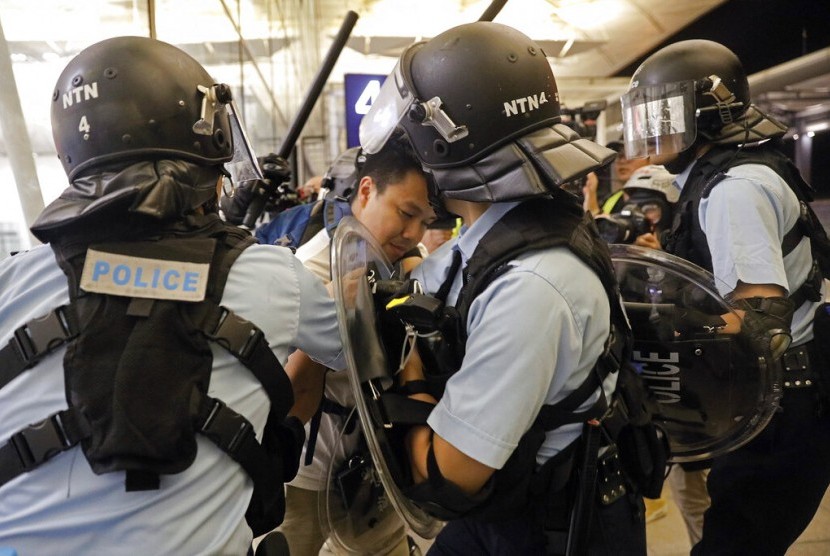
left=0, top=214, right=302, bottom=535
left=255, top=198, right=351, bottom=248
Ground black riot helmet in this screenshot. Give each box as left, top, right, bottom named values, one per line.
left=621, top=40, right=751, bottom=160
left=51, top=36, right=234, bottom=180
left=360, top=22, right=561, bottom=169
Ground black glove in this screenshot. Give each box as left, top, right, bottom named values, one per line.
left=732, top=296, right=794, bottom=360
left=259, top=153, right=292, bottom=187
left=672, top=306, right=727, bottom=336
left=372, top=278, right=421, bottom=308
left=239, top=154, right=293, bottom=228
left=219, top=154, right=293, bottom=227
left=273, top=415, right=305, bottom=482
left=219, top=179, right=257, bottom=225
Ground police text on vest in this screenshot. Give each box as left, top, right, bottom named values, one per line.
left=80, top=249, right=209, bottom=302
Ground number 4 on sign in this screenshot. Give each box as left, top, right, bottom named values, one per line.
left=354, top=80, right=381, bottom=115
left=78, top=115, right=90, bottom=133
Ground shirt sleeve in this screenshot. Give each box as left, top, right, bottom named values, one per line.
left=699, top=170, right=790, bottom=295
left=222, top=244, right=344, bottom=370
left=292, top=254, right=345, bottom=370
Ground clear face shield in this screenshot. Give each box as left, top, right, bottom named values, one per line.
left=223, top=100, right=265, bottom=198
left=192, top=83, right=264, bottom=196
left=359, top=45, right=468, bottom=155
left=621, top=81, right=698, bottom=160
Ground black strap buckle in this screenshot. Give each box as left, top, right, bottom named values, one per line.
left=209, top=308, right=263, bottom=360
left=199, top=399, right=255, bottom=455
left=12, top=307, right=77, bottom=367
left=783, top=347, right=810, bottom=372
left=782, top=345, right=816, bottom=388
left=10, top=411, right=74, bottom=470
left=596, top=448, right=627, bottom=505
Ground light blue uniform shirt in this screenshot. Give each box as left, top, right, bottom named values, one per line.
left=411, top=201, right=615, bottom=469
left=0, top=242, right=343, bottom=555
left=676, top=160, right=821, bottom=345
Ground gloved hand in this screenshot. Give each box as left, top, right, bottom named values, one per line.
left=373, top=278, right=422, bottom=307
left=672, top=306, right=727, bottom=336
left=259, top=153, right=292, bottom=187
left=219, top=179, right=258, bottom=225
left=732, top=296, right=794, bottom=360
left=219, top=154, right=293, bottom=227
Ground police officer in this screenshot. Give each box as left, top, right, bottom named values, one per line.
left=360, top=22, right=647, bottom=554
left=0, top=36, right=343, bottom=555
left=621, top=39, right=830, bottom=554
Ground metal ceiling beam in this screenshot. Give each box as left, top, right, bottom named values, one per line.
left=218, top=0, right=290, bottom=129
left=749, top=47, right=830, bottom=97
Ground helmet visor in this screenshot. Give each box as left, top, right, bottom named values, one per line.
left=224, top=100, right=264, bottom=187
left=621, top=80, right=697, bottom=159
left=359, top=60, right=413, bottom=154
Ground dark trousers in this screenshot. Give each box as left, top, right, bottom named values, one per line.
left=692, top=387, right=830, bottom=555
left=427, top=493, right=646, bottom=556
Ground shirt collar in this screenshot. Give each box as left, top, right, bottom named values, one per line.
left=674, top=162, right=695, bottom=191
left=455, top=201, right=520, bottom=264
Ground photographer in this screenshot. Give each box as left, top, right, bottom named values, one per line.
left=593, top=164, right=678, bottom=248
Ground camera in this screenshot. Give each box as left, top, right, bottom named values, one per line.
left=595, top=204, right=652, bottom=244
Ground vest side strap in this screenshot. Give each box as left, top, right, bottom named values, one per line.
left=0, top=409, right=90, bottom=487
left=0, top=306, right=78, bottom=390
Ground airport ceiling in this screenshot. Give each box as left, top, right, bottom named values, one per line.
left=1, top=0, right=829, bottom=145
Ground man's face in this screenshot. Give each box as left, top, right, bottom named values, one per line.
left=615, top=154, right=650, bottom=184
left=352, top=170, right=436, bottom=262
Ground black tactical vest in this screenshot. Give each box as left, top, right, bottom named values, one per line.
left=0, top=212, right=299, bottom=535
left=663, top=142, right=812, bottom=272
left=398, top=192, right=663, bottom=524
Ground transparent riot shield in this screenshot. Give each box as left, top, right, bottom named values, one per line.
left=320, top=408, right=409, bottom=555
left=330, top=216, right=444, bottom=546
left=610, top=244, right=783, bottom=463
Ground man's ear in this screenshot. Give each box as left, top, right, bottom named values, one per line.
left=354, top=176, right=375, bottom=209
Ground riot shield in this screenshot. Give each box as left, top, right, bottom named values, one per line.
left=610, top=244, right=783, bottom=463
left=319, top=408, right=409, bottom=555
left=330, top=216, right=444, bottom=544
